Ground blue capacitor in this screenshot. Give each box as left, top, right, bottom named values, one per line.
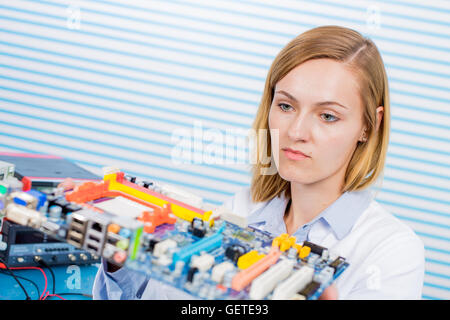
left=49, top=205, right=62, bottom=220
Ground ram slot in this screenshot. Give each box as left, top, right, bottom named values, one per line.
left=271, top=265, right=314, bottom=300
left=249, top=259, right=295, bottom=300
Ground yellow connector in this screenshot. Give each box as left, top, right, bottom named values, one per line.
left=272, top=233, right=288, bottom=248
left=278, top=235, right=297, bottom=252
left=299, top=246, right=311, bottom=259
left=104, top=172, right=213, bottom=225
left=293, top=243, right=302, bottom=254
left=288, top=236, right=296, bottom=246
left=280, top=239, right=291, bottom=252
left=202, top=210, right=214, bottom=227
left=237, top=250, right=265, bottom=269
left=279, top=233, right=289, bottom=240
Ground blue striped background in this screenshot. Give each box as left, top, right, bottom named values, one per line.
left=0, top=0, right=448, bottom=300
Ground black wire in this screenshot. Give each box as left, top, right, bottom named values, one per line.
left=0, top=263, right=93, bottom=300
left=0, top=257, right=32, bottom=300
left=0, top=269, right=40, bottom=300
left=28, top=260, right=92, bottom=299
left=37, top=259, right=55, bottom=294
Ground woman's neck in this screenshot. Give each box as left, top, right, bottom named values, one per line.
left=283, top=175, right=344, bottom=235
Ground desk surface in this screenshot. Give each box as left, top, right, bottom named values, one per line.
left=0, top=264, right=100, bottom=300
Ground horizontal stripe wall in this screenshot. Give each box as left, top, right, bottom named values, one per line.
left=0, top=0, right=448, bottom=299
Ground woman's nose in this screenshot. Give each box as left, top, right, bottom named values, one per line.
left=287, top=113, right=311, bottom=141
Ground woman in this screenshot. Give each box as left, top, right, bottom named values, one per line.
left=93, top=25, right=425, bottom=300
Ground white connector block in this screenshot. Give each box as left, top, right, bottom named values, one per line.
left=9, top=191, right=38, bottom=210
left=159, top=183, right=203, bottom=208
left=190, top=253, right=215, bottom=272
left=314, top=266, right=334, bottom=285
left=271, top=266, right=314, bottom=300
left=6, top=203, right=45, bottom=228
left=154, top=254, right=173, bottom=266
left=211, top=205, right=248, bottom=228
left=249, top=259, right=295, bottom=300
left=153, top=239, right=177, bottom=258
left=211, top=261, right=235, bottom=283
left=0, top=160, right=14, bottom=182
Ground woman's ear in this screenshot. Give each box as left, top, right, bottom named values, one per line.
left=376, top=106, right=384, bottom=132
left=359, top=127, right=368, bottom=142
left=359, top=106, right=384, bottom=143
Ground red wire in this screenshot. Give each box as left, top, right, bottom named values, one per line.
left=1, top=265, right=48, bottom=300
left=1, top=264, right=69, bottom=301
left=46, top=294, right=66, bottom=300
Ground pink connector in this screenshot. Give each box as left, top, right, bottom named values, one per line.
left=231, top=246, right=281, bottom=291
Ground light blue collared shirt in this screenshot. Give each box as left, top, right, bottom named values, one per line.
left=92, top=188, right=373, bottom=299
left=246, top=188, right=373, bottom=242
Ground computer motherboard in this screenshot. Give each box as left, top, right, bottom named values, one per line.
left=0, top=166, right=349, bottom=300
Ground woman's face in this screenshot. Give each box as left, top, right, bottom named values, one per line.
left=268, top=58, right=366, bottom=187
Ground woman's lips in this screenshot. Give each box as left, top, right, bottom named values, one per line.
left=282, top=148, right=310, bottom=161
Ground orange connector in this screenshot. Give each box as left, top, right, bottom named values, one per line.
left=137, top=203, right=177, bottom=233
left=231, top=246, right=281, bottom=291
left=65, top=181, right=110, bottom=203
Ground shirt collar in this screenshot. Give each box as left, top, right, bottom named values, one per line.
left=319, top=188, right=373, bottom=239
left=247, top=188, right=374, bottom=240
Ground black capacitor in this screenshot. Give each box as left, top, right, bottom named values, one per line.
left=124, top=175, right=136, bottom=183
left=189, top=218, right=206, bottom=238
left=142, top=181, right=153, bottom=188
left=298, top=281, right=321, bottom=299
left=53, top=198, right=72, bottom=216
left=329, top=256, right=346, bottom=273
left=303, top=241, right=325, bottom=255
left=187, top=267, right=199, bottom=283
left=192, top=227, right=206, bottom=238
left=45, top=194, right=59, bottom=208
left=190, top=217, right=204, bottom=228
left=225, top=245, right=246, bottom=264
left=146, top=238, right=160, bottom=253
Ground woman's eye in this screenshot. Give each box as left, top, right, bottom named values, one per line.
left=321, top=113, right=339, bottom=122
left=278, top=103, right=293, bottom=112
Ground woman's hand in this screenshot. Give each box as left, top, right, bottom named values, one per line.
left=319, top=283, right=339, bottom=300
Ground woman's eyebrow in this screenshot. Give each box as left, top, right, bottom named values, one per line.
left=275, top=90, right=298, bottom=102
left=316, top=101, right=349, bottom=110
left=275, top=90, right=348, bottom=110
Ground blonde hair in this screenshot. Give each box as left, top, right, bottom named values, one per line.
left=251, top=25, right=390, bottom=203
